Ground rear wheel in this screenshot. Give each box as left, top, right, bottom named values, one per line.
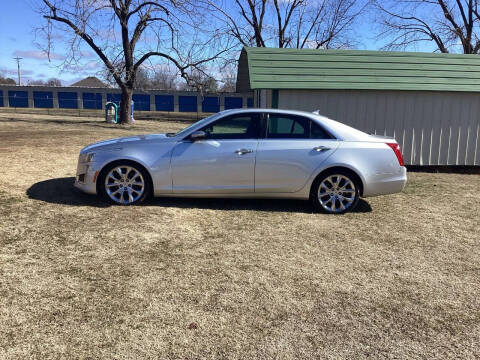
left=99, top=162, right=151, bottom=205
left=311, top=170, right=360, bottom=214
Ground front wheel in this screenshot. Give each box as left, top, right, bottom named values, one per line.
left=311, top=170, right=360, bottom=214
left=98, top=162, right=151, bottom=205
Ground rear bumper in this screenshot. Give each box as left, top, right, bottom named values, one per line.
left=363, top=167, right=407, bottom=197
left=74, top=161, right=100, bottom=195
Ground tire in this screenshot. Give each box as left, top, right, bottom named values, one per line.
left=311, top=169, right=360, bottom=214
left=98, top=161, right=152, bottom=205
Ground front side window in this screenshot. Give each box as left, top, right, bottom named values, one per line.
left=267, top=114, right=309, bottom=139
left=201, top=114, right=260, bottom=139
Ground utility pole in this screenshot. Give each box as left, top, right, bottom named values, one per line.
left=13, top=57, right=22, bottom=85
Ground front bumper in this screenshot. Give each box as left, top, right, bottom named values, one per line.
left=74, top=161, right=101, bottom=195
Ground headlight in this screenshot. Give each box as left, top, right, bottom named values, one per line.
left=79, top=152, right=95, bottom=163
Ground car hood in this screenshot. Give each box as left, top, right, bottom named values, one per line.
left=81, top=133, right=171, bottom=153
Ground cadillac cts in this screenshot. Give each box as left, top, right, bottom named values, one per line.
left=75, top=109, right=407, bottom=214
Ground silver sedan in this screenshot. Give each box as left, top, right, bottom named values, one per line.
left=75, top=109, right=407, bottom=214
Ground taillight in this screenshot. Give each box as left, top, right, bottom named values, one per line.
left=386, top=143, right=404, bottom=166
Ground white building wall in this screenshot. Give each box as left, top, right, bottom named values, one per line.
left=278, top=89, right=480, bottom=166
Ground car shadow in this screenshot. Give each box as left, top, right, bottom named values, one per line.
left=26, top=177, right=372, bottom=213
left=26, top=177, right=110, bottom=208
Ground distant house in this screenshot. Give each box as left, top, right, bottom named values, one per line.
left=70, top=76, right=108, bottom=88
left=237, top=47, right=480, bottom=166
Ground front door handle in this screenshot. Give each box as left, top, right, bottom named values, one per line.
left=313, top=146, right=331, bottom=152
left=235, top=148, right=254, bottom=155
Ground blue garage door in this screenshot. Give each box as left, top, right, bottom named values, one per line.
left=33, top=91, right=53, bottom=108
left=132, top=94, right=150, bottom=111
left=225, top=97, right=243, bottom=109
left=8, top=91, right=28, bottom=107
left=202, top=96, right=219, bottom=113
left=179, top=96, right=197, bottom=112
left=247, top=97, right=254, bottom=108
left=107, top=93, right=121, bottom=105
left=83, top=92, right=102, bottom=109
left=0, top=91, right=3, bottom=107
left=58, top=92, right=78, bottom=108
left=155, top=95, right=174, bottom=111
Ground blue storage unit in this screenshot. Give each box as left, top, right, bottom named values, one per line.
left=0, top=91, right=3, bottom=107
left=132, top=94, right=150, bottom=111
left=247, top=97, right=254, bottom=108
left=33, top=91, right=53, bottom=108
left=155, top=95, right=174, bottom=111
left=179, top=95, right=197, bottom=112
left=107, top=93, right=121, bottom=105
left=8, top=91, right=28, bottom=107
left=83, top=92, right=102, bottom=109
left=225, top=97, right=243, bottom=109
left=58, top=92, right=78, bottom=108
left=202, top=96, right=220, bottom=113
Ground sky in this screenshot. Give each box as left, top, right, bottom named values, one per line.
left=0, top=0, right=431, bottom=86
left=0, top=1, right=104, bottom=85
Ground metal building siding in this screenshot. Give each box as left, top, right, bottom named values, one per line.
left=242, top=47, right=480, bottom=92
left=179, top=96, right=197, bottom=112
left=8, top=91, right=28, bottom=107
left=0, top=90, right=3, bottom=107
left=225, top=97, right=243, bottom=109
left=155, top=95, right=174, bottom=111
left=202, top=96, right=220, bottom=113
left=33, top=91, right=53, bottom=108
left=83, top=92, right=102, bottom=109
left=132, top=94, right=150, bottom=111
left=107, top=93, right=121, bottom=105
left=58, top=92, right=78, bottom=109
left=277, top=89, right=480, bottom=165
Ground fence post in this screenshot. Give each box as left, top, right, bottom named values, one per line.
left=2, top=90, right=8, bottom=108
left=174, top=94, right=179, bottom=112
left=150, top=94, right=155, bottom=111
left=27, top=89, right=34, bottom=108
left=78, top=91, right=83, bottom=110
left=53, top=91, right=59, bottom=109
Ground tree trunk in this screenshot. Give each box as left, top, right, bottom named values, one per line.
left=119, top=87, right=133, bottom=124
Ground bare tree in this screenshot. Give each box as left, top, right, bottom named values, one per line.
left=0, top=76, right=16, bottom=85
left=177, top=69, right=219, bottom=93
left=38, top=0, right=230, bottom=123
left=374, top=0, right=480, bottom=53
left=209, top=0, right=366, bottom=49
left=28, top=77, right=62, bottom=86
left=149, top=66, right=178, bottom=90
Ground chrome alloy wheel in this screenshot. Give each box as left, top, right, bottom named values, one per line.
left=105, top=166, right=145, bottom=204
left=318, top=174, right=356, bottom=213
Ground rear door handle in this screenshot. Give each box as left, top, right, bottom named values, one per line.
left=235, top=148, right=254, bottom=155
left=313, top=146, right=331, bottom=152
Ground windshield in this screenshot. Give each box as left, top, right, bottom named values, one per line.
left=167, top=113, right=221, bottom=138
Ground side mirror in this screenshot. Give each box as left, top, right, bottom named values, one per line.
left=189, top=130, right=206, bottom=141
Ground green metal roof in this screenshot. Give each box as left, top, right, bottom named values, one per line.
left=242, top=47, right=480, bottom=92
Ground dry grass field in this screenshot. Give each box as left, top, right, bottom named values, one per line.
left=0, top=112, right=479, bottom=359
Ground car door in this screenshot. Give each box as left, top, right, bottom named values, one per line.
left=170, top=113, right=260, bottom=194
left=255, top=113, right=339, bottom=193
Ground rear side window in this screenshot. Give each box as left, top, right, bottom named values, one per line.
left=311, top=120, right=332, bottom=139
left=267, top=114, right=309, bottom=138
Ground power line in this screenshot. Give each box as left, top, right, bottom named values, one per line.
left=13, top=57, right=22, bottom=85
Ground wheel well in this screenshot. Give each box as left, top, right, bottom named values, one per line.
left=96, top=159, right=154, bottom=196
left=310, top=166, right=364, bottom=197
